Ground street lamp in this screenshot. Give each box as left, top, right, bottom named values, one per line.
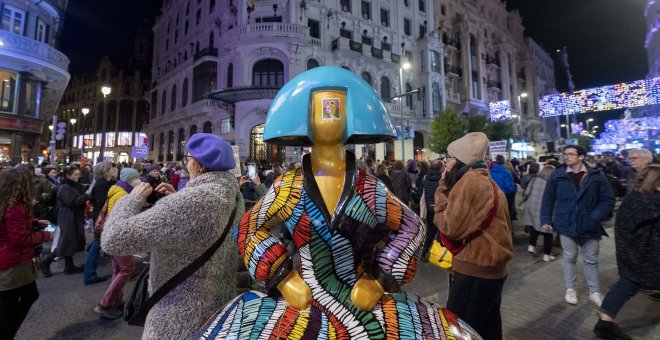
left=69, top=118, right=77, bottom=162
left=586, top=118, right=594, bottom=132
left=81, top=107, right=89, bottom=157
left=98, top=86, right=111, bottom=163
left=399, top=60, right=411, bottom=161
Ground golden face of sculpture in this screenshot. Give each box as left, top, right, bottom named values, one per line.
left=310, top=90, right=346, bottom=145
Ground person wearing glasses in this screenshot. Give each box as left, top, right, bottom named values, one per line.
left=541, top=145, right=615, bottom=307
left=626, top=149, right=653, bottom=184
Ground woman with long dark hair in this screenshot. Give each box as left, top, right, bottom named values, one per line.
left=434, top=132, right=513, bottom=340
left=0, top=168, right=53, bottom=339
left=40, top=166, right=91, bottom=277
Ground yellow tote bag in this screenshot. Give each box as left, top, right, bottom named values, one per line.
left=429, top=240, right=453, bottom=270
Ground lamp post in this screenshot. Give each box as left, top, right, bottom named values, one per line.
left=98, top=86, right=111, bottom=163
left=81, top=107, right=89, bottom=157
left=68, top=118, right=76, bottom=162
left=48, top=122, right=55, bottom=164
left=516, top=92, right=528, bottom=158
left=586, top=118, right=594, bottom=132
left=399, top=60, right=411, bottom=161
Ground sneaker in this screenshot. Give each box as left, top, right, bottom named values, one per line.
left=589, top=292, right=603, bottom=307
left=94, top=305, right=123, bottom=319
left=593, top=319, right=632, bottom=340
left=39, top=262, right=53, bottom=278
left=543, top=254, right=556, bottom=262
left=64, top=266, right=84, bottom=275
left=528, top=245, right=536, bottom=254
left=565, top=288, right=578, bottom=305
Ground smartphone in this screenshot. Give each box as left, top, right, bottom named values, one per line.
left=247, top=164, right=257, bottom=180
left=44, top=224, right=57, bottom=232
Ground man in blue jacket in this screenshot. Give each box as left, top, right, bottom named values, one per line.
left=541, top=145, right=615, bottom=307
left=490, top=155, right=517, bottom=220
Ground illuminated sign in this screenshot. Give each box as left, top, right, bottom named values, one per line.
left=539, top=77, right=660, bottom=117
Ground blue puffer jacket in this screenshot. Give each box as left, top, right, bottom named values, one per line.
left=540, top=164, right=615, bottom=240
left=490, top=163, right=516, bottom=194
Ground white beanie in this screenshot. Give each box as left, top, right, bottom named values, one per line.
left=447, top=132, right=489, bottom=165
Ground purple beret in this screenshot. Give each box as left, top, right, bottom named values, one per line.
left=146, top=165, right=160, bottom=173
left=187, top=133, right=235, bottom=171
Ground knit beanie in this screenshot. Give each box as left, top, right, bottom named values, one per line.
left=447, top=132, right=489, bottom=165
left=120, top=168, right=140, bottom=182
left=146, top=165, right=160, bottom=173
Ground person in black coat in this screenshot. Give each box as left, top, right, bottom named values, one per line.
left=421, top=160, right=443, bottom=260
left=375, top=163, right=394, bottom=192
left=40, top=166, right=91, bottom=277
left=594, top=164, right=660, bottom=340
left=83, top=162, right=116, bottom=285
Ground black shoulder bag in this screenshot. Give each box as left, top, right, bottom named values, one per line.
left=124, top=196, right=240, bottom=326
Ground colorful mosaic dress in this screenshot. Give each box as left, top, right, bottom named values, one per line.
left=197, top=153, right=480, bottom=339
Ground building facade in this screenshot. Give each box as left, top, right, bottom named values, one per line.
left=527, top=38, right=560, bottom=153
left=147, top=0, right=557, bottom=163
left=53, top=25, right=152, bottom=163
left=0, top=0, right=69, bottom=164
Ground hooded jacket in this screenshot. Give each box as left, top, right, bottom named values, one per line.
left=434, top=168, right=513, bottom=279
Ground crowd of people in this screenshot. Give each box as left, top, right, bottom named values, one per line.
left=0, top=137, right=658, bottom=339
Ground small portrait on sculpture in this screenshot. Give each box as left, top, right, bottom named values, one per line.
left=322, top=98, right=341, bottom=120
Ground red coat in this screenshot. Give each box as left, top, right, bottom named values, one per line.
left=0, top=203, right=51, bottom=269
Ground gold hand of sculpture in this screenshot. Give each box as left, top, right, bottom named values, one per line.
left=350, top=273, right=384, bottom=311
left=277, top=271, right=312, bottom=310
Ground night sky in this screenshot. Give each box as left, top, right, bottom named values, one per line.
left=59, top=0, right=649, bottom=132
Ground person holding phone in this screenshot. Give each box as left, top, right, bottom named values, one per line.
left=0, top=168, right=53, bottom=339
left=240, top=163, right=267, bottom=203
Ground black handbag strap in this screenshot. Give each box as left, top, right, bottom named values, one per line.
left=142, top=193, right=240, bottom=311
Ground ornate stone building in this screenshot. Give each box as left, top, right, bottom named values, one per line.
left=0, top=0, right=69, bottom=164
left=54, top=25, right=152, bottom=163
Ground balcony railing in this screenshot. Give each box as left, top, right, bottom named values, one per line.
left=371, top=47, right=383, bottom=59
left=444, top=64, right=462, bottom=76
left=223, top=23, right=310, bottom=41
left=390, top=53, right=401, bottom=64
left=443, top=38, right=461, bottom=50
left=349, top=40, right=363, bottom=53
left=0, top=30, right=69, bottom=70
left=193, top=47, right=218, bottom=61
left=486, top=55, right=500, bottom=67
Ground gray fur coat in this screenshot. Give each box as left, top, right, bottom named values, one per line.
left=101, top=171, right=244, bottom=339
left=522, top=177, right=551, bottom=233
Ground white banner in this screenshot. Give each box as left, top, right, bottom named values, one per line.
left=489, top=140, right=508, bottom=159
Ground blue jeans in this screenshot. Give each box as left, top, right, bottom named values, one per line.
left=601, top=276, right=639, bottom=318
left=559, top=234, right=600, bottom=294
left=84, top=238, right=100, bottom=285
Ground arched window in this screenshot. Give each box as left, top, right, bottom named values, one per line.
left=119, top=100, right=133, bottom=131
left=177, top=128, right=185, bottom=160
left=361, top=71, right=372, bottom=86
left=170, top=84, right=177, bottom=111
left=203, top=121, right=212, bottom=133
left=167, top=130, right=174, bottom=161
left=380, top=77, right=391, bottom=103
left=306, top=59, right=320, bottom=70
left=432, top=82, right=441, bottom=116
left=161, top=90, right=166, bottom=115
left=227, top=64, right=233, bottom=88
left=181, top=78, right=189, bottom=107
left=405, top=83, right=413, bottom=109
left=252, top=59, right=284, bottom=87
left=190, top=124, right=197, bottom=137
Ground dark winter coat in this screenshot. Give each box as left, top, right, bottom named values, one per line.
left=490, top=163, right=516, bottom=194
left=422, top=168, right=442, bottom=215
left=0, top=203, right=51, bottom=269
left=55, top=179, right=90, bottom=257
left=540, top=165, right=615, bottom=240
left=90, top=178, right=115, bottom=221
left=390, top=169, right=411, bottom=204
left=377, top=174, right=394, bottom=192
left=614, top=190, right=660, bottom=289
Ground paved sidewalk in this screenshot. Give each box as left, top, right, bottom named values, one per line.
left=18, top=219, right=660, bottom=339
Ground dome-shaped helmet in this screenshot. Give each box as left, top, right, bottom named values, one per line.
left=263, top=66, right=396, bottom=146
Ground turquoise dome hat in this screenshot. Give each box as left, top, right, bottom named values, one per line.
left=263, top=66, right=396, bottom=146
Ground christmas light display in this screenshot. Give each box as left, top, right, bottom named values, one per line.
left=571, top=122, right=584, bottom=134
left=591, top=116, right=660, bottom=153
left=539, top=77, right=660, bottom=117
left=489, top=100, right=512, bottom=121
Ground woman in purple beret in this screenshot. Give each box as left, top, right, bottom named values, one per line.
left=101, top=133, right=244, bottom=339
